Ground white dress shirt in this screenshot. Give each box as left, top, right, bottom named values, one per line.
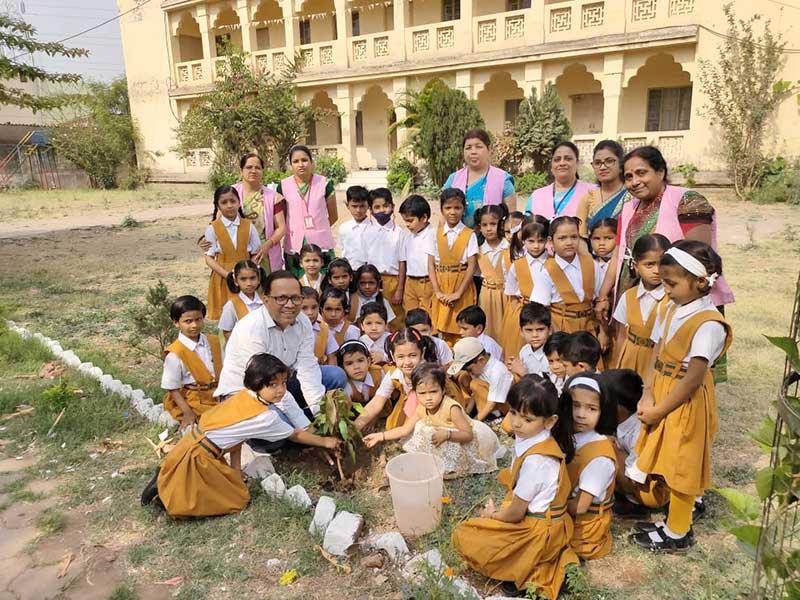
left=300, top=273, right=323, bottom=292
left=430, top=336, right=454, bottom=365
left=478, top=239, right=509, bottom=278
left=479, top=356, right=513, bottom=405
left=505, top=252, right=547, bottom=297
left=313, top=319, right=339, bottom=356
left=330, top=320, right=361, bottom=343
left=338, top=217, right=371, bottom=270
left=617, top=412, right=642, bottom=474
left=613, top=283, right=666, bottom=326
left=203, top=215, right=261, bottom=256
left=531, top=254, right=603, bottom=305
left=214, top=307, right=324, bottom=414
left=571, top=431, right=616, bottom=502
left=649, top=296, right=727, bottom=365
left=205, top=390, right=310, bottom=449
left=360, top=332, right=390, bottom=362
left=426, top=222, right=479, bottom=264
left=400, top=224, right=436, bottom=277
left=478, top=332, right=503, bottom=362
left=354, top=293, right=396, bottom=323
left=375, top=367, right=411, bottom=398
left=519, top=344, right=549, bottom=376
left=345, top=372, right=375, bottom=400
left=161, top=333, right=217, bottom=390
left=514, top=429, right=561, bottom=513
left=365, top=218, right=407, bottom=275
left=219, top=292, right=264, bottom=333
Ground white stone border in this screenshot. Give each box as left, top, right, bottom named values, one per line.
left=5, top=320, right=179, bottom=429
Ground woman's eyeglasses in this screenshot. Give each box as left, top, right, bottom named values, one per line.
left=592, top=158, right=618, bottom=168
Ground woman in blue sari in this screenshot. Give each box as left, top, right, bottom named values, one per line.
left=576, top=140, right=630, bottom=238
left=443, top=128, right=517, bottom=228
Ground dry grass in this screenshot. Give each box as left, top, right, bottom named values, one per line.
left=0, top=188, right=798, bottom=598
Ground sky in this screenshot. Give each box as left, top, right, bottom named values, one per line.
left=6, top=0, right=125, bottom=82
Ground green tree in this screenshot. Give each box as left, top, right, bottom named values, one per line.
left=48, top=78, right=140, bottom=189
left=698, top=5, right=796, bottom=200
left=514, top=83, right=572, bottom=173
left=173, top=49, right=330, bottom=181
left=0, top=14, right=86, bottom=112
left=411, top=81, right=484, bottom=187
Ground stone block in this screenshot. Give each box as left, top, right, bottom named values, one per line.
left=309, top=496, right=336, bottom=536
left=322, top=511, right=364, bottom=556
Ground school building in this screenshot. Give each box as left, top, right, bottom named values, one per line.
left=117, top=0, right=800, bottom=181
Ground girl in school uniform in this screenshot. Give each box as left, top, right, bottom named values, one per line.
left=203, top=185, right=262, bottom=320
left=611, top=234, right=671, bottom=375
left=337, top=340, right=382, bottom=407
left=323, top=258, right=354, bottom=301
left=348, top=264, right=397, bottom=325
left=279, top=145, right=338, bottom=276
left=320, top=287, right=360, bottom=347
left=588, top=218, right=617, bottom=288
left=299, top=244, right=325, bottom=292
left=452, top=375, right=578, bottom=598
left=427, top=188, right=478, bottom=346
left=364, top=363, right=499, bottom=479
left=142, top=353, right=340, bottom=518
left=359, top=302, right=390, bottom=366
left=474, top=205, right=510, bottom=342
left=501, top=217, right=550, bottom=356
left=562, top=373, right=618, bottom=560
left=629, top=240, right=732, bottom=552
left=300, top=286, right=338, bottom=366
left=218, top=260, right=267, bottom=340
left=532, top=216, right=603, bottom=334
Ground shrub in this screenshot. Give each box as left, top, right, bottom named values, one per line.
left=514, top=83, right=572, bottom=173
left=491, top=124, right=524, bottom=176
left=127, top=281, right=176, bottom=359
left=748, top=157, right=800, bottom=204
left=387, top=152, right=417, bottom=193
left=514, top=172, right=548, bottom=194
left=262, top=169, right=290, bottom=185
left=208, top=159, right=239, bottom=190
left=675, top=163, right=699, bottom=187
left=315, top=155, right=347, bottom=186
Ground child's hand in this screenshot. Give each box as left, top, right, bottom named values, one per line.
left=363, top=433, right=383, bottom=448
left=594, top=297, right=610, bottom=321
left=324, top=437, right=342, bottom=451
left=391, top=289, right=403, bottom=305
left=505, top=356, right=526, bottom=378
left=198, top=238, right=213, bottom=252
left=431, top=428, right=450, bottom=447
left=598, top=329, right=610, bottom=353
left=637, top=402, right=663, bottom=427
left=180, top=412, right=197, bottom=431
left=637, top=389, right=655, bottom=413
left=436, top=291, right=450, bottom=305
left=479, top=498, right=496, bottom=518
left=370, top=350, right=385, bottom=364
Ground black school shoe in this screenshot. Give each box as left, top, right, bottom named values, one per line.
left=630, top=525, right=694, bottom=553
left=500, top=581, right=527, bottom=597
left=140, top=468, right=160, bottom=506
left=612, top=493, right=651, bottom=518
left=635, top=500, right=705, bottom=532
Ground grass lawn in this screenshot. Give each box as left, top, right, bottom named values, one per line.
left=0, top=188, right=798, bottom=599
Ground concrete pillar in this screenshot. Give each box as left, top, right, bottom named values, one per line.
left=602, top=53, right=624, bottom=140
left=456, top=69, right=472, bottom=99
left=460, top=0, right=474, bottom=54
left=236, top=0, right=255, bottom=55
left=393, top=76, right=409, bottom=148
left=282, top=0, right=296, bottom=53
left=334, top=0, right=349, bottom=66
left=195, top=6, right=213, bottom=59
left=523, top=61, right=544, bottom=98
left=336, top=83, right=357, bottom=170
left=393, top=0, right=409, bottom=61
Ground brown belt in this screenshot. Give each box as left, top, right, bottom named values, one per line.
left=627, top=331, right=655, bottom=348
left=481, top=279, right=503, bottom=291
left=551, top=305, right=593, bottom=319
left=183, top=381, right=217, bottom=392
left=654, top=359, right=688, bottom=380
left=435, top=264, right=467, bottom=273
left=527, top=503, right=568, bottom=520
left=407, top=275, right=430, bottom=281
left=191, top=427, right=223, bottom=458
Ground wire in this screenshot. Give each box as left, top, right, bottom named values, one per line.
left=698, top=24, right=800, bottom=54
left=766, top=0, right=800, bottom=9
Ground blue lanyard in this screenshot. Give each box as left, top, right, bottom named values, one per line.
left=553, top=181, right=578, bottom=215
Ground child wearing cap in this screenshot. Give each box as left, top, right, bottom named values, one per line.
left=449, top=337, right=514, bottom=423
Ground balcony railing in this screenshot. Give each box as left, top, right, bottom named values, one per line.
left=252, top=48, right=290, bottom=74
left=573, top=131, right=687, bottom=165
left=296, top=40, right=338, bottom=71
left=474, top=9, right=530, bottom=50
left=175, top=59, right=207, bottom=85
left=184, top=148, right=213, bottom=170
left=406, top=21, right=463, bottom=58
left=349, top=31, right=396, bottom=65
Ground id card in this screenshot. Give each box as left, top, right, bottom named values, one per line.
left=304, top=215, right=315, bottom=229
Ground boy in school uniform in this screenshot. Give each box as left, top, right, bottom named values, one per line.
left=448, top=337, right=514, bottom=423
left=161, top=295, right=223, bottom=431
left=365, top=187, right=407, bottom=329
left=456, top=305, right=503, bottom=362
left=399, top=195, right=435, bottom=313
left=559, top=331, right=602, bottom=377
left=406, top=308, right=454, bottom=366
left=506, top=302, right=552, bottom=379
left=338, top=186, right=371, bottom=270
left=544, top=332, right=568, bottom=394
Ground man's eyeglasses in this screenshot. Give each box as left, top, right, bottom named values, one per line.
left=268, top=295, right=303, bottom=306
left=591, top=158, right=618, bottom=168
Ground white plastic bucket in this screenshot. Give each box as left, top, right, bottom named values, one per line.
left=385, top=452, right=444, bottom=536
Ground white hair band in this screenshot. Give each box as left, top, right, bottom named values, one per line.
left=510, top=223, right=522, bottom=235
left=568, top=376, right=601, bottom=394
left=665, top=247, right=719, bottom=288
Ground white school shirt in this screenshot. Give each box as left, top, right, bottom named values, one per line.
left=203, top=215, right=261, bottom=256
left=616, top=412, right=642, bottom=474
left=300, top=273, right=323, bottom=292
left=401, top=224, right=436, bottom=277
left=205, top=390, right=310, bottom=449
left=355, top=293, right=396, bottom=323
left=365, top=218, right=407, bottom=275
left=330, top=320, right=361, bottom=343
left=430, top=336, right=454, bottom=365
left=531, top=254, right=604, bottom=305
left=214, top=308, right=324, bottom=415
left=649, top=296, right=727, bottom=366
left=571, top=431, right=616, bottom=502
left=338, top=218, right=371, bottom=270
left=345, top=372, right=375, bottom=400
left=612, top=283, right=666, bottom=326
left=513, top=429, right=561, bottom=513
left=161, top=333, right=217, bottom=390
left=478, top=239, right=509, bottom=278
left=313, top=319, right=340, bottom=356
left=519, top=344, right=549, bottom=376
left=218, top=292, right=264, bottom=333
left=595, top=256, right=613, bottom=284
left=479, top=355, right=513, bottom=405
left=375, top=367, right=411, bottom=398
left=505, top=252, right=547, bottom=298
left=549, top=373, right=565, bottom=395
left=360, top=332, right=390, bottom=362
left=426, top=222, right=479, bottom=264
left=478, top=332, right=503, bottom=362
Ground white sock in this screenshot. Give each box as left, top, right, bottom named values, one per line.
left=647, top=521, right=684, bottom=543
left=625, top=494, right=643, bottom=505
left=695, top=496, right=703, bottom=505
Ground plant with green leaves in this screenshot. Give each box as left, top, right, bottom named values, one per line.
left=491, top=123, right=524, bottom=176
left=126, top=280, right=175, bottom=359
left=387, top=151, right=417, bottom=194
left=675, top=163, right=698, bottom=187
left=698, top=5, right=798, bottom=201
left=0, top=14, right=86, bottom=113
left=313, top=389, right=363, bottom=480
left=514, top=83, right=572, bottom=173
left=314, top=155, right=347, bottom=186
